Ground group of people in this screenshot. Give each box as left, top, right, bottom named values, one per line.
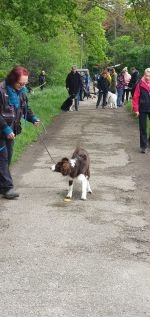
left=95, top=66, right=139, bottom=109
left=65, top=64, right=150, bottom=155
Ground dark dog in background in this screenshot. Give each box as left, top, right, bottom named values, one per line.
left=61, top=96, right=73, bottom=111
left=52, top=148, right=92, bottom=200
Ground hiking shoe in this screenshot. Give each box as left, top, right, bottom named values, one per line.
left=3, top=188, right=19, bottom=200
left=140, top=148, right=148, bottom=154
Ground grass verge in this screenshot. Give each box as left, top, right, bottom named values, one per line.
left=12, top=86, right=67, bottom=163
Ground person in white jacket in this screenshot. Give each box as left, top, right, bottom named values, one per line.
left=122, top=67, right=131, bottom=103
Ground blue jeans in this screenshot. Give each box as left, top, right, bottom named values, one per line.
left=117, top=88, right=124, bottom=107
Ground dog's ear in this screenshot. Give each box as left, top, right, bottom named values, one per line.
left=62, top=157, right=69, bottom=163
left=79, top=154, right=87, bottom=160
left=61, top=160, right=71, bottom=176
left=54, top=161, right=63, bottom=172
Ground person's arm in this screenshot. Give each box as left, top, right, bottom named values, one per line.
left=66, top=74, right=70, bottom=89
left=0, top=93, right=15, bottom=139
left=22, top=96, right=40, bottom=125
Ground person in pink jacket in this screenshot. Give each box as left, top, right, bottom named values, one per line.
left=122, top=67, right=131, bottom=103
left=132, top=68, right=150, bottom=153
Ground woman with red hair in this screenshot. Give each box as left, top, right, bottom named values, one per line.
left=0, top=66, right=40, bottom=199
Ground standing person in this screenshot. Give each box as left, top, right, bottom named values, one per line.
left=116, top=70, right=125, bottom=107
left=106, top=68, right=112, bottom=84
left=132, top=68, right=150, bottom=154
left=92, top=74, right=97, bottom=94
left=66, top=65, right=82, bottom=111
left=122, top=67, right=131, bottom=103
left=39, top=70, right=46, bottom=90
left=84, top=70, right=91, bottom=95
left=109, top=68, right=117, bottom=94
left=0, top=66, right=40, bottom=199
left=128, top=67, right=140, bottom=97
left=96, top=71, right=110, bottom=109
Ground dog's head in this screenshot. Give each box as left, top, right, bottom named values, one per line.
left=52, top=158, right=72, bottom=176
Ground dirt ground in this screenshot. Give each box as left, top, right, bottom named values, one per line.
left=0, top=98, right=150, bottom=317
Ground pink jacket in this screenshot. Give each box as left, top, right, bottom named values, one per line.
left=124, top=71, right=131, bottom=86
left=132, top=78, right=150, bottom=113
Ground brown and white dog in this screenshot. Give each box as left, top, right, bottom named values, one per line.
left=52, top=148, right=92, bottom=200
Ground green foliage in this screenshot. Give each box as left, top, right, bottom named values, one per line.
left=108, top=35, right=135, bottom=65
left=0, top=19, right=30, bottom=78
left=109, top=35, right=150, bottom=73
left=126, top=0, right=150, bottom=44
left=79, top=7, right=109, bottom=66
left=0, top=0, right=109, bottom=83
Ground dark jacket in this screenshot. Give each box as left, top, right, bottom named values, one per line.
left=128, top=70, right=139, bottom=89
left=39, top=74, right=46, bottom=86
left=0, top=81, right=36, bottom=138
left=66, top=71, right=82, bottom=95
left=132, top=79, right=150, bottom=113
left=97, top=76, right=110, bottom=93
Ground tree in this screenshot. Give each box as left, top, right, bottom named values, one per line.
left=126, top=0, right=150, bottom=43
left=78, top=6, right=108, bottom=67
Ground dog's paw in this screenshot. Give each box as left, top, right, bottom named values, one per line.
left=66, top=194, right=72, bottom=199
left=81, top=196, right=86, bottom=201
left=51, top=164, right=56, bottom=171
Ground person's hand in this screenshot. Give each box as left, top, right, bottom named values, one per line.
left=135, top=112, right=139, bottom=117
left=7, top=132, right=15, bottom=140
left=34, top=121, right=40, bottom=127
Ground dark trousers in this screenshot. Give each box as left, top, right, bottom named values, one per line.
left=122, top=89, right=130, bottom=102
left=0, top=139, right=14, bottom=193
left=96, top=91, right=107, bottom=108
left=139, top=112, right=150, bottom=149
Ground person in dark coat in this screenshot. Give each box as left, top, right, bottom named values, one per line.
left=66, top=65, right=82, bottom=111
left=96, top=71, right=110, bottom=108
left=39, top=70, right=46, bottom=90
left=0, top=66, right=40, bottom=199
left=128, top=67, right=140, bottom=97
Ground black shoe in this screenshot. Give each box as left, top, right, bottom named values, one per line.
left=3, top=188, right=19, bottom=200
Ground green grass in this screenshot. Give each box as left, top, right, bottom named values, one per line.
left=126, top=100, right=132, bottom=113
left=12, top=86, right=68, bottom=163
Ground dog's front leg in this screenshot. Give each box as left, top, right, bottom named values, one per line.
left=86, top=178, right=92, bottom=194
left=66, top=179, right=73, bottom=198
left=77, top=174, right=87, bottom=200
